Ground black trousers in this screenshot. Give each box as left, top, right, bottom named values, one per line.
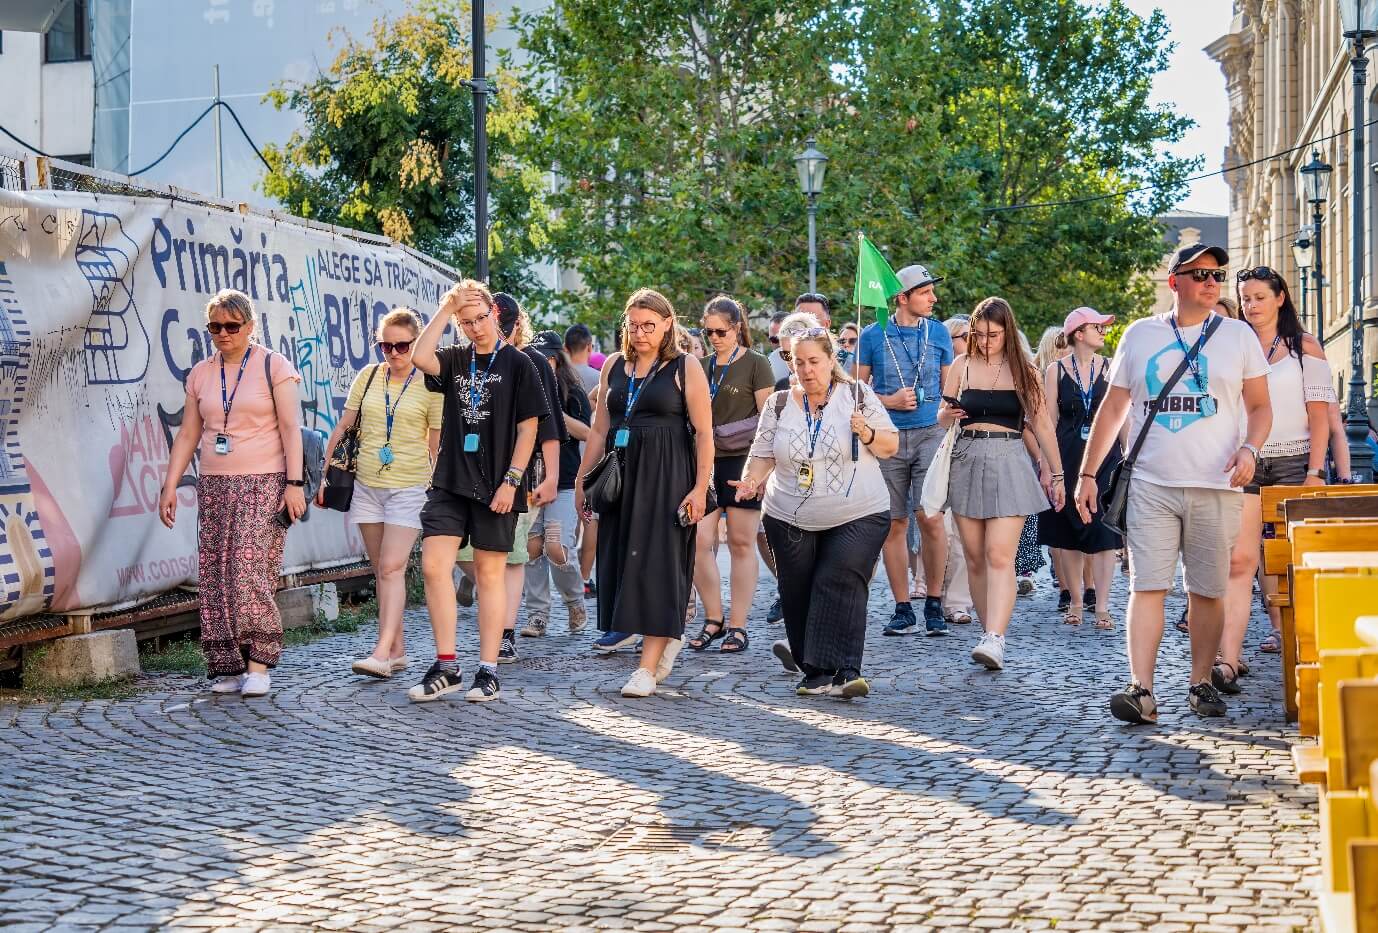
left=763, top=511, right=889, bottom=674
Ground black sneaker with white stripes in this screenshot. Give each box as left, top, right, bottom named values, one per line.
left=406, top=663, right=464, bottom=703
left=466, top=668, right=501, bottom=703
left=498, top=630, right=518, bottom=664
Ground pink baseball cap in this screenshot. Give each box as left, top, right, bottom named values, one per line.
left=588, top=351, right=607, bottom=369
left=1062, top=307, right=1114, bottom=336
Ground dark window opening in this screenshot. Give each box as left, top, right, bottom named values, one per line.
left=45, top=1, right=91, bottom=63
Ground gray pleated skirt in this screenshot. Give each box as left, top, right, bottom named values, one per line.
left=947, top=433, right=1050, bottom=519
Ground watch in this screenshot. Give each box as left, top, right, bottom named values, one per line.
left=285, top=479, right=306, bottom=487
left=1306, top=468, right=1325, bottom=479
left=1239, top=443, right=1259, bottom=461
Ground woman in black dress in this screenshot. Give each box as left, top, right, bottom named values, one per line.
left=1038, top=307, right=1123, bottom=629
left=576, top=289, right=715, bottom=697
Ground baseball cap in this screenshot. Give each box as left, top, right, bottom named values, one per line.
left=493, top=292, right=522, bottom=336
left=895, top=264, right=943, bottom=294
left=1062, top=307, right=1115, bottom=336
left=1168, top=243, right=1229, bottom=274
left=531, top=330, right=564, bottom=358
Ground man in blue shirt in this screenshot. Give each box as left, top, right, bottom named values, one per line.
left=856, top=264, right=955, bottom=636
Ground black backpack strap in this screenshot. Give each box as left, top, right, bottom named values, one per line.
left=773, top=389, right=789, bottom=418
left=355, top=363, right=381, bottom=433
left=1123, top=315, right=1223, bottom=467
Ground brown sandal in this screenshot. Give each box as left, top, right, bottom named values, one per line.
left=1063, top=608, right=1083, bottom=626
left=1095, top=611, right=1114, bottom=630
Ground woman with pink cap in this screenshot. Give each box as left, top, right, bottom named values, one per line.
left=1038, top=306, right=1123, bottom=629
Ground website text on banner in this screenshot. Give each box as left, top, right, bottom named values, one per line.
left=0, top=188, right=455, bottom=623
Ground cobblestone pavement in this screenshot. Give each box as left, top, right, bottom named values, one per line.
left=1, top=556, right=1320, bottom=932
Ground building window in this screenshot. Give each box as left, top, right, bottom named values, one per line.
left=45, top=0, right=91, bottom=63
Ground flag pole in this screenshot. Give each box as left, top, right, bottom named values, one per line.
left=852, top=232, right=863, bottom=462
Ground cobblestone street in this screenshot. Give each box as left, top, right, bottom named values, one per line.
left=1, top=561, right=1320, bottom=932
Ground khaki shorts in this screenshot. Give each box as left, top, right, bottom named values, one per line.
left=1125, top=480, right=1243, bottom=598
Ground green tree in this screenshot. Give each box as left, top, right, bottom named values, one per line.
left=514, top=0, right=1193, bottom=339
left=261, top=0, right=549, bottom=293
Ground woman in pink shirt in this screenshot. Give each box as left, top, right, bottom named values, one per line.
left=159, top=289, right=305, bottom=699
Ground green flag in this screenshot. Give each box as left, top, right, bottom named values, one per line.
left=853, top=233, right=903, bottom=329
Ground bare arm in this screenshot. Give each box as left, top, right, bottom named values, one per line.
left=683, top=359, right=716, bottom=517
left=321, top=408, right=359, bottom=465
left=753, top=386, right=773, bottom=412
left=1329, top=401, right=1352, bottom=479
left=937, top=356, right=968, bottom=427
left=428, top=428, right=440, bottom=467
left=413, top=289, right=457, bottom=377
left=1300, top=337, right=1330, bottom=479
left=273, top=376, right=304, bottom=481
left=158, top=390, right=204, bottom=528
left=564, top=412, right=590, bottom=442
left=1227, top=373, right=1272, bottom=487
left=574, top=355, right=616, bottom=519
left=1073, top=384, right=1131, bottom=523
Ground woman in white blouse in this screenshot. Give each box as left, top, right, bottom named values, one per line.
left=732, top=327, right=898, bottom=698
left=1216, top=266, right=1331, bottom=692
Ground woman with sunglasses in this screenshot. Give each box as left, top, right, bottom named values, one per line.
left=838, top=322, right=860, bottom=371
left=687, top=296, right=776, bottom=654
left=938, top=298, right=1065, bottom=671
left=1038, top=308, right=1122, bottom=630
left=1215, top=266, right=1332, bottom=690
left=734, top=327, right=898, bottom=696
left=159, top=289, right=305, bottom=699
left=317, top=308, right=442, bottom=678
left=576, top=289, right=715, bottom=697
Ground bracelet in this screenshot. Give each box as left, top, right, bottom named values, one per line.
left=1080, top=472, right=1096, bottom=480
left=503, top=467, right=523, bottom=487
left=864, top=427, right=876, bottom=445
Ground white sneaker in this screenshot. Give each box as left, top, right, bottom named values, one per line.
left=655, top=637, right=684, bottom=683
left=389, top=655, right=410, bottom=673
left=971, top=633, right=1005, bottom=671
left=621, top=668, right=657, bottom=697
left=210, top=675, right=243, bottom=694
left=240, top=672, right=272, bottom=697
left=351, top=655, right=391, bottom=678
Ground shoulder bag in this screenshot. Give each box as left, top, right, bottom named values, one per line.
left=919, top=365, right=966, bottom=518
left=320, top=364, right=381, bottom=513
left=1100, top=315, right=1222, bottom=536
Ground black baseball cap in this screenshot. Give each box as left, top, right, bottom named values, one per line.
left=494, top=292, right=522, bottom=336
left=1168, top=243, right=1229, bottom=274
left=531, top=330, right=564, bottom=359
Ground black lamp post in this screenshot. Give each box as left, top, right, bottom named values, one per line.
left=1300, top=150, right=1332, bottom=334
left=1293, top=226, right=1314, bottom=333
left=794, top=137, right=828, bottom=294
left=1340, top=0, right=1376, bottom=481
left=470, top=0, right=490, bottom=282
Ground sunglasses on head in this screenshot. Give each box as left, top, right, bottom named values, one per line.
left=379, top=340, right=413, bottom=355
left=701, top=326, right=733, bottom=339
left=1237, top=266, right=1281, bottom=284
left=1178, top=268, right=1228, bottom=283
left=206, top=321, right=243, bottom=335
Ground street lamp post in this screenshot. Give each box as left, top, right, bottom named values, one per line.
left=1340, top=0, right=1377, bottom=481
left=1300, top=150, right=1332, bottom=333
left=1293, top=227, right=1314, bottom=332
left=470, top=0, right=490, bottom=282
left=794, top=138, right=828, bottom=294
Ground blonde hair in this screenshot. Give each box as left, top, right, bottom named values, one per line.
left=790, top=327, right=855, bottom=386
left=1034, top=326, right=1068, bottom=371
left=206, top=289, right=258, bottom=341
left=621, top=288, right=680, bottom=362
left=376, top=307, right=422, bottom=340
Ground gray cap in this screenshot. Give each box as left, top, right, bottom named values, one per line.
left=896, top=263, right=943, bottom=293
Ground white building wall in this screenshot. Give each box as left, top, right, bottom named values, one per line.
left=0, top=32, right=46, bottom=152
left=39, top=60, right=93, bottom=157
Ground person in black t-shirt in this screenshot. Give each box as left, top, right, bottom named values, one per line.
left=407, top=280, right=546, bottom=704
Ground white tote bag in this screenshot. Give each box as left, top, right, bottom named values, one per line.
left=919, top=422, right=957, bottom=517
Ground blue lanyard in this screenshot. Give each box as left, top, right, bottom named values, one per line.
left=468, top=340, right=504, bottom=412
left=883, top=319, right=928, bottom=391
left=1168, top=313, right=1213, bottom=393
left=708, top=347, right=740, bottom=399
left=1266, top=333, right=1284, bottom=363
left=219, top=347, right=253, bottom=431
left=802, top=384, right=834, bottom=459
left=1069, top=355, right=1098, bottom=422
left=624, top=359, right=663, bottom=419
left=383, top=367, right=417, bottom=445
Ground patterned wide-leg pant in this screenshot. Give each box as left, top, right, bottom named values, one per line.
left=197, top=472, right=288, bottom=676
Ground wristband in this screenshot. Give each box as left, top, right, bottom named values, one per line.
left=1239, top=443, right=1259, bottom=462
left=285, top=479, right=305, bottom=487
left=503, top=467, right=523, bottom=487
left=1079, top=472, right=1096, bottom=480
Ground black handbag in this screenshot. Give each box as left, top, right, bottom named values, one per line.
left=584, top=448, right=622, bottom=513
left=320, top=364, right=381, bottom=513
left=1101, top=316, right=1221, bottom=536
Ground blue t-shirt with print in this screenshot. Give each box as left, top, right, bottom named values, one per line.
left=857, top=317, right=954, bottom=430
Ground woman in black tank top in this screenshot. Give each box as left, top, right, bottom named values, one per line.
left=936, top=298, right=1065, bottom=672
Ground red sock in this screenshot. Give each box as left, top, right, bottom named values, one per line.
left=436, top=653, right=456, bottom=662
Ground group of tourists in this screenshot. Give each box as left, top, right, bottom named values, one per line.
left=157, top=234, right=1352, bottom=722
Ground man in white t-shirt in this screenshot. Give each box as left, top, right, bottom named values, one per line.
left=1075, top=243, right=1272, bottom=724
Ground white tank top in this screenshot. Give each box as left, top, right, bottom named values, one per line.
left=1252, top=343, right=1334, bottom=457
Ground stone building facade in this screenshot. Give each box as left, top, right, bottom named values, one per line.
left=1209, top=0, right=1377, bottom=421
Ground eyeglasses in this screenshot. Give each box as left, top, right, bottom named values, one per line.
left=1077, top=323, right=1108, bottom=335
left=625, top=320, right=660, bottom=335
left=1179, top=268, right=1228, bottom=283
left=458, top=311, right=492, bottom=331
left=701, top=327, right=732, bottom=338
left=378, top=340, right=413, bottom=355
left=1236, top=266, right=1280, bottom=284
left=206, top=321, right=243, bottom=335
left=971, top=329, right=1005, bottom=342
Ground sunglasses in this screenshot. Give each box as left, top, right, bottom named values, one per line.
left=625, top=320, right=659, bottom=335
left=206, top=321, right=244, bottom=335
left=379, top=340, right=413, bottom=355
left=701, top=327, right=733, bottom=339
left=839, top=337, right=858, bottom=348
left=458, top=311, right=492, bottom=330
left=779, top=349, right=793, bottom=363
left=769, top=335, right=781, bottom=345
left=1236, top=266, right=1281, bottom=284
left=1178, top=268, right=1228, bottom=283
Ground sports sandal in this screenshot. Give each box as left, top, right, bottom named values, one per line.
left=1259, top=631, right=1282, bottom=654
left=720, top=628, right=750, bottom=653
left=688, top=619, right=725, bottom=651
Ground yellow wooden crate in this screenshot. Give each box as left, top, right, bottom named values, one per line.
left=1315, top=651, right=1378, bottom=788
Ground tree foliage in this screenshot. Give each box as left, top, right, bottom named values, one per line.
left=514, top=0, right=1195, bottom=338
left=260, top=0, right=548, bottom=293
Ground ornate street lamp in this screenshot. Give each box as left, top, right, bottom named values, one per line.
left=1293, top=226, right=1314, bottom=333
left=1338, top=0, right=1378, bottom=481
left=1300, top=150, right=1332, bottom=340
left=794, top=137, right=828, bottom=294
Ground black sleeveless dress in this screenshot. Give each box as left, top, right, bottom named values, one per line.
left=1037, top=360, right=1123, bottom=553
left=596, top=355, right=697, bottom=637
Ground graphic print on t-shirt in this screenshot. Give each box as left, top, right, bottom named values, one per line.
left=455, top=370, right=501, bottom=426
left=1144, top=342, right=1214, bottom=433
left=785, top=422, right=846, bottom=495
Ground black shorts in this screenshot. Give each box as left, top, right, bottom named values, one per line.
left=713, top=455, right=761, bottom=512
left=1244, top=452, right=1310, bottom=495
left=420, top=487, right=520, bottom=552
